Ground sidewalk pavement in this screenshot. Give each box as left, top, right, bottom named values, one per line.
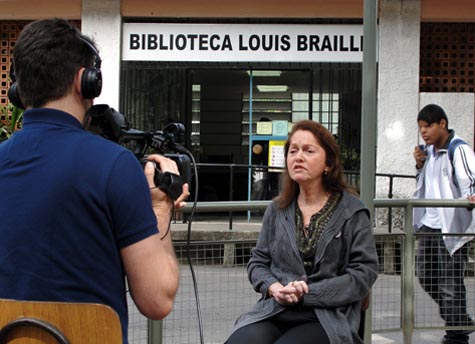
left=372, top=331, right=475, bottom=343
left=165, top=220, right=475, bottom=344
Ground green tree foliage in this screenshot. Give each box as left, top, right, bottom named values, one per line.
left=0, top=103, right=23, bottom=142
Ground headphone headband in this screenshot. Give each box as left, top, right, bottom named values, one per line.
left=9, top=64, right=16, bottom=82
left=80, top=37, right=102, bottom=69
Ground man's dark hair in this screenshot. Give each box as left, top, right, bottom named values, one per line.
left=13, top=18, right=98, bottom=108
left=417, top=104, right=449, bottom=128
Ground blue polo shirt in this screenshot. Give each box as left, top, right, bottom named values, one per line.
left=0, top=108, right=158, bottom=343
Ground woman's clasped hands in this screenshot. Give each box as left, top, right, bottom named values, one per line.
left=268, top=280, right=309, bottom=305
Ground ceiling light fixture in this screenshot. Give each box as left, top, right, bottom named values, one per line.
left=256, top=85, right=288, bottom=92
left=247, top=71, right=282, bottom=77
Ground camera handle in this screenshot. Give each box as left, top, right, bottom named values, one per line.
left=154, top=169, right=184, bottom=201
left=141, top=159, right=184, bottom=200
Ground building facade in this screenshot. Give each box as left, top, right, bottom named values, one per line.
left=1, top=0, right=475, bottom=201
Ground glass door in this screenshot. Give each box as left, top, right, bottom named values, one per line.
left=189, top=69, right=315, bottom=203
left=189, top=69, right=311, bottom=203
left=246, top=70, right=311, bottom=203
left=121, top=61, right=362, bottom=204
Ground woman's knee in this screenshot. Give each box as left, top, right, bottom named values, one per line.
left=226, top=321, right=281, bottom=344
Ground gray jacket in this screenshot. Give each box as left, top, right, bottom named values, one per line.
left=226, top=191, right=379, bottom=344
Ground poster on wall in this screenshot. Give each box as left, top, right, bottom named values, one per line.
left=272, top=120, right=289, bottom=136
left=269, top=140, right=286, bottom=171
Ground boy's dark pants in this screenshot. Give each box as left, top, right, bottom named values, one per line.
left=416, top=226, right=473, bottom=343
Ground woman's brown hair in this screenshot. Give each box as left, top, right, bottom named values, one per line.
left=276, top=120, right=352, bottom=209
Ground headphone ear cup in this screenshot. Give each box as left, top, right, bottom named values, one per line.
left=7, top=82, right=25, bottom=110
left=81, top=67, right=102, bottom=99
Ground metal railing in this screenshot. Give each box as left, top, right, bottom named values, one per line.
left=127, top=198, right=474, bottom=344
left=190, top=162, right=415, bottom=230
left=373, top=198, right=475, bottom=344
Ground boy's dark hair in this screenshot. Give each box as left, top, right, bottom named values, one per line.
left=13, top=18, right=98, bottom=108
left=417, top=104, right=449, bottom=128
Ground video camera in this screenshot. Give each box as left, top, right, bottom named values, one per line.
left=86, top=104, right=191, bottom=200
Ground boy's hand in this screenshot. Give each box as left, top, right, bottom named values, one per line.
left=414, top=145, right=427, bottom=169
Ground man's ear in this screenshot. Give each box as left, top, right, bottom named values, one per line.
left=73, top=67, right=85, bottom=97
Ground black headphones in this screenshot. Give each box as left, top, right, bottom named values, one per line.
left=80, top=38, right=102, bottom=99
left=8, top=37, right=103, bottom=110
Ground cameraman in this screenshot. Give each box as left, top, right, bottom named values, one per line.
left=0, top=18, right=188, bottom=343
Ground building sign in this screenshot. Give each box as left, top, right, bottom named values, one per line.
left=122, top=23, right=364, bottom=62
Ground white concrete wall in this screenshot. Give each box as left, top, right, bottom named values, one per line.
left=377, top=0, right=421, bottom=199
left=81, top=0, right=121, bottom=109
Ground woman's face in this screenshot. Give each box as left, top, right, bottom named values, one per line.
left=286, top=129, right=328, bottom=186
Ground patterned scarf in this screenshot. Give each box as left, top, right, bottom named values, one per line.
left=295, top=192, right=341, bottom=272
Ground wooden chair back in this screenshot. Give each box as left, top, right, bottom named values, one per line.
left=0, top=299, right=122, bottom=343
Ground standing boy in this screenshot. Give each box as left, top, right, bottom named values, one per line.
left=413, top=103, right=475, bottom=344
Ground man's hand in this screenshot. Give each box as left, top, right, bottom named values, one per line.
left=174, top=183, right=189, bottom=209
left=144, top=154, right=189, bottom=210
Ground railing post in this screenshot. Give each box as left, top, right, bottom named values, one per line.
left=229, top=164, right=234, bottom=230
left=148, top=319, right=162, bottom=344
left=361, top=0, right=378, bottom=341
left=388, top=175, right=394, bottom=233
left=402, top=203, right=414, bottom=344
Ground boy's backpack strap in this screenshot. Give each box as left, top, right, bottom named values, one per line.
left=448, top=138, right=470, bottom=189
left=448, top=138, right=467, bottom=166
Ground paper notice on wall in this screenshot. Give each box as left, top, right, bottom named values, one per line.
left=272, top=120, right=288, bottom=136
left=256, top=122, right=272, bottom=135
left=269, top=140, right=286, bottom=170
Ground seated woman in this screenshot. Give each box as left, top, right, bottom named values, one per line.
left=226, top=120, right=379, bottom=344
